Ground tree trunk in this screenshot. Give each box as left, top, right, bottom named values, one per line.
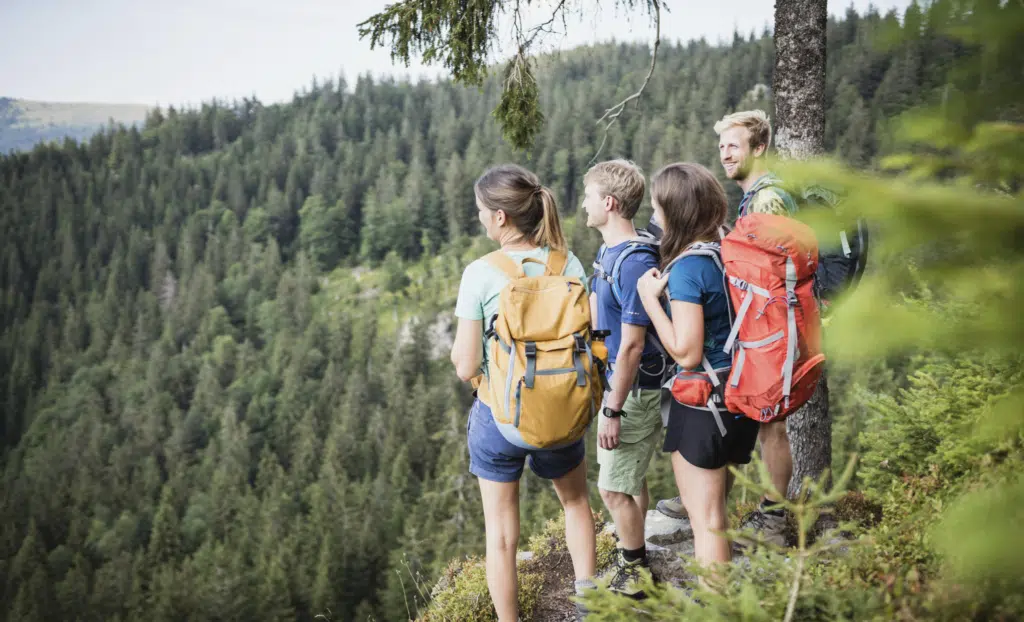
left=786, top=375, right=830, bottom=497
left=773, top=0, right=831, bottom=495
left=773, top=0, right=828, bottom=160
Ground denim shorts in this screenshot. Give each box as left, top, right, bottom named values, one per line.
left=467, top=399, right=586, bottom=483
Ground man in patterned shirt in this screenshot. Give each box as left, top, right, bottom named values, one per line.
left=716, top=109, right=795, bottom=546
left=657, top=110, right=796, bottom=548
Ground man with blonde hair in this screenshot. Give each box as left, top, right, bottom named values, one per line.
left=716, top=109, right=798, bottom=216
left=718, top=109, right=796, bottom=547
left=583, top=159, right=666, bottom=599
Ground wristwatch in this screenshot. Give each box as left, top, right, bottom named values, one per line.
left=602, top=406, right=624, bottom=419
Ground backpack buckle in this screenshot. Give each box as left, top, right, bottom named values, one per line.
left=573, top=335, right=587, bottom=352
left=484, top=314, right=499, bottom=340
left=525, top=342, right=537, bottom=358
left=786, top=290, right=799, bottom=306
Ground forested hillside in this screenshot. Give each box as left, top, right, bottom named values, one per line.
left=0, top=4, right=974, bottom=621
left=0, top=98, right=150, bottom=154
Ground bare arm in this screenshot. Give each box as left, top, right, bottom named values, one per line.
left=450, top=317, right=484, bottom=382
left=604, top=323, right=647, bottom=411
left=636, top=269, right=706, bottom=370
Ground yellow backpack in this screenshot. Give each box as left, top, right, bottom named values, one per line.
left=477, top=249, right=609, bottom=449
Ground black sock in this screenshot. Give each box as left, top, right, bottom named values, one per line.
left=622, top=545, right=647, bottom=563
left=760, top=499, right=785, bottom=517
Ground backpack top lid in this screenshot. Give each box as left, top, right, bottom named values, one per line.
left=727, top=213, right=819, bottom=280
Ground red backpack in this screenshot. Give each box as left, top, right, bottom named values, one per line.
left=668, top=214, right=825, bottom=431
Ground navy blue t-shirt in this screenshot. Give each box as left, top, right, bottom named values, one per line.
left=593, top=241, right=664, bottom=385
left=667, top=255, right=732, bottom=370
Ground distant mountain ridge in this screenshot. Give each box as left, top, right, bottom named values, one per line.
left=0, top=97, right=151, bottom=153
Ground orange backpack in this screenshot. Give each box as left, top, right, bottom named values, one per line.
left=668, top=214, right=825, bottom=432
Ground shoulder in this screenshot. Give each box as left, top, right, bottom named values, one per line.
left=750, top=184, right=797, bottom=216
left=461, top=256, right=502, bottom=284
left=669, top=254, right=713, bottom=274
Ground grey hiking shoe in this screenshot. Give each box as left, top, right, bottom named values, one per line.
left=573, top=578, right=596, bottom=620
left=655, top=495, right=687, bottom=519
left=607, top=551, right=653, bottom=600
left=737, top=507, right=788, bottom=548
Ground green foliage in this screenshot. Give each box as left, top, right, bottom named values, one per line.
left=583, top=455, right=869, bottom=622
left=420, top=510, right=615, bottom=621
left=359, top=0, right=660, bottom=150
left=525, top=510, right=618, bottom=574
left=856, top=349, right=1022, bottom=496
left=419, top=556, right=543, bottom=622
left=358, top=0, right=499, bottom=87
left=298, top=195, right=348, bottom=272
left=493, top=52, right=544, bottom=151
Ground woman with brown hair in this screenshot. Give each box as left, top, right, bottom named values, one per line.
left=449, top=164, right=596, bottom=620
left=636, top=162, right=760, bottom=569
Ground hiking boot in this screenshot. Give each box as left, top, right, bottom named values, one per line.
left=655, top=495, right=687, bottom=519
left=607, top=551, right=653, bottom=600
left=573, top=578, right=596, bottom=621
left=737, top=507, right=788, bottom=548
left=573, top=601, right=588, bottom=622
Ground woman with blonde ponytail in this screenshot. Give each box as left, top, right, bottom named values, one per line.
left=449, top=164, right=597, bottom=620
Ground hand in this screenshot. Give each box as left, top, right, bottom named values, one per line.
left=598, top=415, right=621, bottom=450
left=637, top=268, right=670, bottom=301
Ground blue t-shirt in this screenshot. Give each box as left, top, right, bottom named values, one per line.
left=667, top=255, right=732, bottom=370
left=593, top=241, right=664, bottom=384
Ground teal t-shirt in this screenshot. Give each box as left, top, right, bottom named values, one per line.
left=454, top=246, right=588, bottom=369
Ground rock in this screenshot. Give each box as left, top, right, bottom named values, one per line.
left=644, top=510, right=693, bottom=547
left=599, top=511, right=697, bottom=587
left=646, top=545, right=694, bottom=588
left=517, top=551, right=535, bottom=562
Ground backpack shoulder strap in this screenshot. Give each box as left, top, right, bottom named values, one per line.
left=608, top=241, right=659, bottom=304
left=664, top=242, right=722, bottom=274
left=483, top=250, right=525, bottom=280
left=663, top=242, right=733, bottom=325
left=545, top=248, right=568, bottom=276
left=679, top=242, right=724, bottom=273
left=589, top=244, right=610, bottom=291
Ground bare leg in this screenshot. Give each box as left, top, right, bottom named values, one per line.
left=632, top=478, right=650, bottom=515
left=671, top=452, right=730, bottom=566
left=600, top=487, right=645, bottom=551
left=759, top=420, right=793, bottom=502
left=552, top=460, right=597, bottom=579
left=478, top=478, right=521, bottom=622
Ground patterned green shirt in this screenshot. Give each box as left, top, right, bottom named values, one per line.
left=738, top=174, right=799, bottom=217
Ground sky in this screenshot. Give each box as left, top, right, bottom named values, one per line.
left=0, top=0, right=912, bottom=107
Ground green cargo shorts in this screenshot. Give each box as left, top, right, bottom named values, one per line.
left=596, top=389, right=664, bottom=496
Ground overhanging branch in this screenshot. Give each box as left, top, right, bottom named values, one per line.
left=590, top=0, right=661, bottom=164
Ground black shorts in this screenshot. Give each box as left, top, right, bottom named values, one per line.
left=662, top=400, right=759, bottom=470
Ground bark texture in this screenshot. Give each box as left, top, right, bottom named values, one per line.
left=772, top=0, right=828, bottom=159
left=786, top=375, right=830, bottom=497
left=773, top=0, right=831, bottom=495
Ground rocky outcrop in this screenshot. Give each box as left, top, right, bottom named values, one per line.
left=641, top=510, right=695, bottom=587
left=600, top=510, right=695, bottom=588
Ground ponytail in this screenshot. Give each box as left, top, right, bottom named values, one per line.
left=532, top=186, right=567, bottom=251
left=476, top=164, right=567, bottom=251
